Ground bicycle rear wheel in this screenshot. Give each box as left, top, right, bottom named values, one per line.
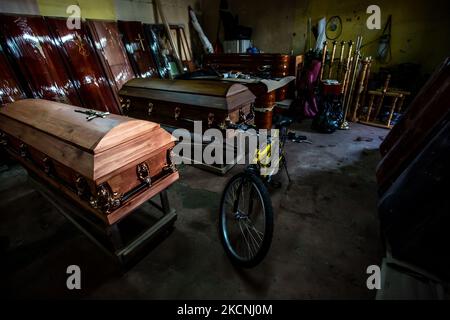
left=219, top=172, right=274, bottom=268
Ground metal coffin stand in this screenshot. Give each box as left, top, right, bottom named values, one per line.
left=28, top=172, right=176, bottom=266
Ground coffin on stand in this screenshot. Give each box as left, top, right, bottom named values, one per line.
left=118, top=78, right=256, bottom=131
left=0, top=99, right=178, bottom=225
left=118, top=79, right=256, bottom=174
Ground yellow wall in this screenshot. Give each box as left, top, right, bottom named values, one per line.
left=293, top=0, right=450, bottom=74
left=37, top=0, right=116, bottom=19
left=202, top=0, right=450, bottom=74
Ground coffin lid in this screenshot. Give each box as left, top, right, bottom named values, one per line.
left=0, top=99, right=177, bottom=181
left=119, top=78, right=256, bottom=110
left=0, top=99, right=160, bottom=153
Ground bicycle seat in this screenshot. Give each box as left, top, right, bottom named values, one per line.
left=273, top=115, right=294, bottom=129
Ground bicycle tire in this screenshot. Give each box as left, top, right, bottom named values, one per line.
left=219, top=172, right=274, bottom=268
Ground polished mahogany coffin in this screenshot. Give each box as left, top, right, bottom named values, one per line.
left=118, top=21, right=158, bottom=79
left=0, top=14, right=81, bottom=106
left=46, top=17, right=121, bottom=114
left=0, top=99, right=179, bottom=225
left=86, top=19, right=136, bottom=92
left=118, top=78, right=256, bottom=131
left=0, top=44, right=26, bottom=106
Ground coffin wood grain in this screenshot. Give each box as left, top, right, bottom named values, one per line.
left=0, top=99, right=174, bottom=181
left=120, top=79, right=256, bottom=111
left=0, top=14, right=81, bottom=106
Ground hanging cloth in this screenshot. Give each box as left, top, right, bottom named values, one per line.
left=377, top=15, right=392, bottom=63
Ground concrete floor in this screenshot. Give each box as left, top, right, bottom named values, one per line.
left=0, top=120, right=386, bottom=299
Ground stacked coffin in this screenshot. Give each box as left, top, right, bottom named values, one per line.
left=0, top=44, right=25, bottom=106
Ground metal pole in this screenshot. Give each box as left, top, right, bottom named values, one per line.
left=319, top=41, right=328, bottom=81
left=328, top=40, right=337, bottom=79
left=341, top=36, right=363, bottom=129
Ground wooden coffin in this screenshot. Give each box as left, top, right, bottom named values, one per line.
left=204, top=53, right=299, bottom=78
left=46, top=17, right=121, bottom=114
left=0, top=14, right=81, bottom=106
left=86, top=19, right=136, bottom=91
left=118, top=78, right=256, bottom=131
left=143, top=24, right=172, bottom=79
left=0, top=44, right=26, bottom=106
left=0, top=99, right=179, bottom=225
left=118, top=21, right=158, bottom=79
left=376, top=57, right=450, bottom=191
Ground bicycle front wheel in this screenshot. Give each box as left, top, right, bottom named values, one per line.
left=219, top=172, right=274, bottom=268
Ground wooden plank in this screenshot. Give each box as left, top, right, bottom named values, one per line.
left=86, top=19, right=136, bottom=91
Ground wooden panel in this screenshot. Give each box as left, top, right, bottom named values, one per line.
left=118, top=20, right=158, bottom=79
left=5, top=143, right=179, bottom=225
left=204, top=53, right=296, bottom=78
left=0, top=114, right=95, bottom=178
left=0, top=14, right=81, bottom=105
left=120, top=79, right=255, bottom=111
left=0, top=99, right=174, bottom=181
left=0, top=43, right=26, bottom=106
left=107, top=171, right=179, bottom=225
left=94, top=131, right=174, bottom=180
left=0, top=99, right=159, bottom=153
left=46, top=17, right=121, bottom=114
left=86, top=19, right=135, bottom=91
left=376, top=58, right=450, bottom=189
left=123, top=78, right=249, bottom=97
left=121, top=95, right=251, bottom=132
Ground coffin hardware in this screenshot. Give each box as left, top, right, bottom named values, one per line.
left=121, top=98, right=131, bottom=114
left=164, top=149, right=177, bottom=173
left=239, top=108, right=246, bottom=122
left=42, top=157, right=52, bottom=174
left=247, top=104, right=255, bottom=121
left=207, top=113, right=215, bottom=127
left=174, top=107, right=181, bottom=120
left=137, top=162, right=152, bottom=185
left=75, top=175, right=90, bottom=198
left=75, top=109, right=110, bottom=121
left=19, top=143, right=28, bottom=158
left=148, top=102, right=154, bottom=116
left=90, top=183, right=121, bottom=214
left=0, top=132, right=7, bottom=146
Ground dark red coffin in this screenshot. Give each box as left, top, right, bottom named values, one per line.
left=86, top=19, right=136, bottom=91
left=118, top=21, right=158, bottom=79
left=46, top=17, right=121, bottom=114
left=0, top=44, right=26, bottom=106
left=0, top=14, right=81, bottom=106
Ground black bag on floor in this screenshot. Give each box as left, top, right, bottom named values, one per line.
left=311, top=97, right=343, bottom=133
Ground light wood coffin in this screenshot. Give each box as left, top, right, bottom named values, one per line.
left=118, top=79, right=256, bottom=131
left=0, top=99, right=179, bottom=225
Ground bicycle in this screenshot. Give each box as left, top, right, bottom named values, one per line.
left=218, top=115, right=293, bottom=268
